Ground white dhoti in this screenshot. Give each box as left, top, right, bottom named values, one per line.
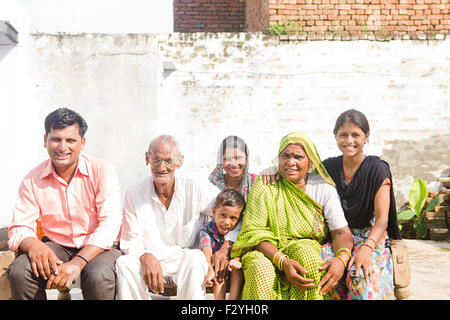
left=116, top=249, right=209, bottom=300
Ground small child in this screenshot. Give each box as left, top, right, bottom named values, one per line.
left=199, top=188, right=245, bottom=300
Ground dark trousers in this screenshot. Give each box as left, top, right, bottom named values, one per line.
left=7, top=237, right=122, bottom=300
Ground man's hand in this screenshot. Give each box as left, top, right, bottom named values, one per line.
left=26, top=240, right=63, bottom=280
left=46, top=260, right=83, bottom=290
left=140, top=253, right=165, bottom=294
left=283, top=258, right=315, bottom=291
left=317, top=257, right=346, bottom=295
left=211, top=241, right=232, bottom=282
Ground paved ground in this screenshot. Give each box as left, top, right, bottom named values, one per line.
left=45, top=239, right=450, bottom=300
left=405, top=239, right=450, bottom=300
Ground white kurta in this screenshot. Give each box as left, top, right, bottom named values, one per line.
left=116, top=171, right=220, bottom=300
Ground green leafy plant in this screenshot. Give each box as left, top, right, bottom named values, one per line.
left=267, top=20, right=303, bottom=36
left=267, top=23, right=288, bottom=36
left=397, top=179, right=443, bottom=239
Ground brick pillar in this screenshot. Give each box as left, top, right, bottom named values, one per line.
left=245, top=0, right=270, bottom=32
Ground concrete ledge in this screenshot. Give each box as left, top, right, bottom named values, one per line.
left=0, top=250, right=15, bottom=300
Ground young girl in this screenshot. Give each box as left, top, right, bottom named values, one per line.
left=209, top=135, right=257, bottom=199
left=320, top=109, right=402, bottom=299
left=199, top=189, right=245, bottom=300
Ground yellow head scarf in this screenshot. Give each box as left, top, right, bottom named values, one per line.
left=274, top=131, right=335, bottom=187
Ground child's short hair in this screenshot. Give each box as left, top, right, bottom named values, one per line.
left=215, top=188, right=245, bottom=213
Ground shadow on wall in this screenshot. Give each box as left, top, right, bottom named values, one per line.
left=381, top=133, right=450, bottom=204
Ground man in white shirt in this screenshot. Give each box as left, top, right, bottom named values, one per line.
left=116, top=135, right=222, bottom=299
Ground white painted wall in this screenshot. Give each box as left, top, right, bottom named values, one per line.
left=29, top=33, right=162, bottom=189
left=18, top=0, right=174, bottom=34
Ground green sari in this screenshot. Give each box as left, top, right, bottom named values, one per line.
left=231, top=131, right=334, bottom=300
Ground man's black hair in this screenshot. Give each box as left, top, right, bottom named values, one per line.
left=44, top=108, right=88, bottom=138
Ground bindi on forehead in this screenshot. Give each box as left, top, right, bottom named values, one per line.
left=282, top=144, right=305, bottom=154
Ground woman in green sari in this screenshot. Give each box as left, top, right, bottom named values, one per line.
left=231, top=131, right=353, bottom=300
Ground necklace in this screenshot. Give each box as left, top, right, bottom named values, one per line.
left=343, top=172, right=353, bottom=185
left=343, top=154, right=366, bottom=185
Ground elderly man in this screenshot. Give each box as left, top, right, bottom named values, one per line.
left=8, top=108, right=122, bottom=300
left=116, top=135, right=226, bottom=300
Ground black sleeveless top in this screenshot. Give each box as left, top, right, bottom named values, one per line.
left=323, top=155, right=402, bottom=240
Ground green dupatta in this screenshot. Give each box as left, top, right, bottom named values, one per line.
left=231, top=131, right=334, bottom=258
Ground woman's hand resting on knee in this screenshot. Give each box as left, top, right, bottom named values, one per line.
left=282, top=258, right=315, bottom=291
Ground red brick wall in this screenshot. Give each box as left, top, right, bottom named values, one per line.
left=266, top=0, right=449, bottom=39
left=174, top=0, right=449, bottom=39
left=246, top=0, right=270, bottom=32
left=174, top=0, right=245, bottom=32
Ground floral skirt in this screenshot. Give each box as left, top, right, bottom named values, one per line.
left=321, top=226, right=395, bottom=300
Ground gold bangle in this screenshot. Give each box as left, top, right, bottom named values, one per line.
left=336, top=247, right=352, bottom=256
left=337, top=255, right=347, bottom=268
left=278, top=254, right=289, bottom=271
left=272, top=252, right=283, bottom=265
left=338, top=251, right=352, bottom=259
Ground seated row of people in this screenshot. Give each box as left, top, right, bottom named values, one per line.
left=7, top=107, right=402, bottom=300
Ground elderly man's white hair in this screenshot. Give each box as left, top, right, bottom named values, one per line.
left=148, top=134, right=182, bottom=157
